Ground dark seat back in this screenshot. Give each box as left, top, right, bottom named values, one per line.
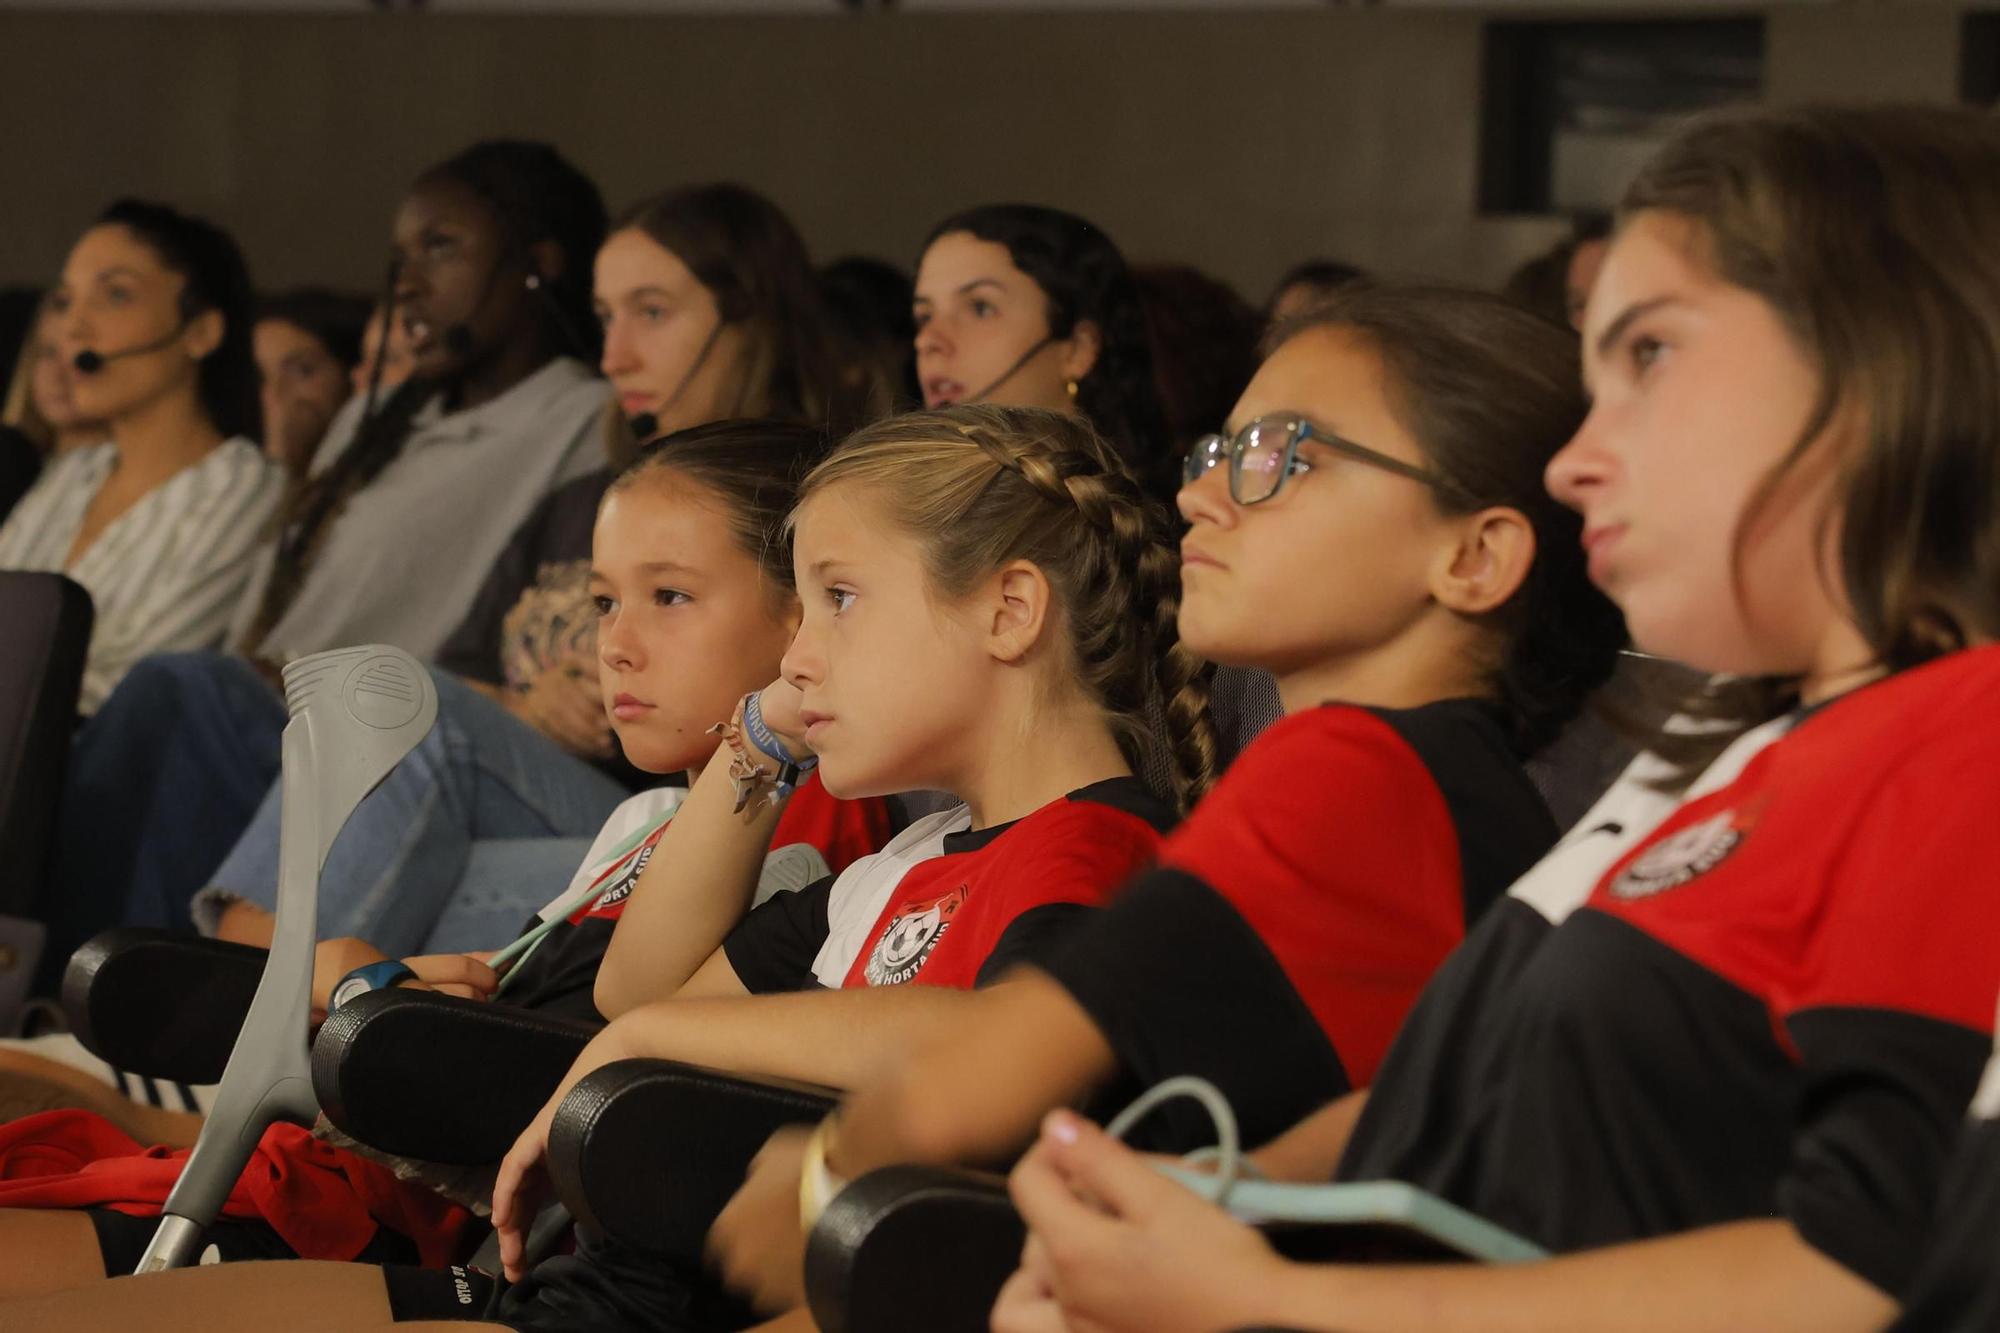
left=0, top=571, right=91, bottom=1027
left=0, top=570, right=91, bottom=908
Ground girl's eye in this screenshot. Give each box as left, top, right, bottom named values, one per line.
left=827, top=587, right=855, bottom=614
left=592, top=595, right=616, bottom=616
left=105, top=285, right=133, bottom=306
left=1630, top=335, right=1665, bottom=373
left=911, top=310, right=930, bottom=332
left=592, top=307, right=611, bottom=329
left=640, top=304, right=669, bottom=324
left=654, top=588, right=690, bottom=608
left=970, top=299, right=995, bottom=318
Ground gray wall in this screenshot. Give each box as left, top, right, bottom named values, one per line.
left=0, top=4, right=1971, bottom=301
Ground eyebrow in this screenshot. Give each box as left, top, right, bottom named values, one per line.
left=956, top=278, right=1007, bottom=297
left=619, top=287, right=676, bottom=302
left=1591, top=295, right=1681, bottom=363
left=94, top=266, right=146, bottom=284
left=806, top=557, right=854, bottom=578
left=636, top=560, right=699, bottom=576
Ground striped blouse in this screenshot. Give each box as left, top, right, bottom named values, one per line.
left=0, top=438, right=281, bottom=713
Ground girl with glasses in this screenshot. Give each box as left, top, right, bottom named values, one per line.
left=998, top=103, right=2000, bottom=1333
left=695, top=283, right=1627, bottom=1326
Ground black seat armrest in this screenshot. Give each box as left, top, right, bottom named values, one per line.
left=311, top=988, right=598, bottom=1164
left=804, top=1165, right=1023, bottom=1333
left=61, top=927, right=267, bottom=1083
left=547, top=1057, right=836, bottom=1259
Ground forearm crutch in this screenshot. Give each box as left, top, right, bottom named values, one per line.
left=134, top=646, right=437, bottom=1273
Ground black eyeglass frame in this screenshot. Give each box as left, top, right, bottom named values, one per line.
left=1183, top=412, right=1446, bottom=505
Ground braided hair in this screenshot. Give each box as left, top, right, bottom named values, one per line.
left=242, top=141, right=606, bottom=650
left=797, top=404, right=1216, bottom=811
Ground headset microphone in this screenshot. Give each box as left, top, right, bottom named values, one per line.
left=956, top=334, right=1058, bottom=406
left=622, top=318, right=728, bottom=449
left=73, top=322, right=190, bottom=375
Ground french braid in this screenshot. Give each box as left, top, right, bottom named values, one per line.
left=799, top=404, right=1216, bottom=811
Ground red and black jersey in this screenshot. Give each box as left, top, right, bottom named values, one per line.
left=1890, top=1023, right=2000, bottom=1331
left=1035, top=700, right=1557, bottom=1152
left=1338, top=647, right=2000, bottom=1300
left=721, top=777, right=1173, bottom=994
left=501, top=777, right=894, bottom=1019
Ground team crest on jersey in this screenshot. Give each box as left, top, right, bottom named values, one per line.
left=864, top=885, right=969, bottom=986
left=578, top=840, right=658, bottom=921
left=1610, top=811, right=1744, bottom=899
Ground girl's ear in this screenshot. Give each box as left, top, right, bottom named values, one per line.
left=985, top=558, right=1056, bottom=664
left=1429, top=506, right=1536, bottom=615
left=1059, top=319, right=1104, bottom=386
left=182, top=307, right=225, bottom=363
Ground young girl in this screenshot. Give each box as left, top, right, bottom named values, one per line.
left=914, top=204, right=1173, bottom=502
left=253, top=288, right=369, bottom=477
left=0, top=420, right=892, bottom=1296
left=703, top=281, right=1627, bottom=1322
left=995, top=103, right=2000, bottom=1333
left=32, top=141, right=613, bottom=990
left=197, top=182, right=877, bottom=961
left=0, top=199, right=279, bottom=714
left=0, top=403, right=1211, bottom=1330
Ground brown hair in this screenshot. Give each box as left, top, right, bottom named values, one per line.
left=1269, top=285, right=1627, bottom=758
left=797, top=404, right=1216, bottom=811
left=1618, top=104, right=2000, bottom=766
left=608, top=418, right=831, bottom=601
left=616, top=184, right=883, bottom=435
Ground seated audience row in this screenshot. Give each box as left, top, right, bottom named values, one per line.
left=0, top=99, right=1995, bottom=1333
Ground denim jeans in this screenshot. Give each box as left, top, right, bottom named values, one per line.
left=207, top=670, right=627, bottom=956
left=34, top=651, right=288, bottom=992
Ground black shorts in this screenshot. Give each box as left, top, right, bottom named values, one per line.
left=87, top=1207, right=420, bottom=1273
left=383, top=1233, right=755, bottom=1332
left=380, top=1263, right=506, bottom=1322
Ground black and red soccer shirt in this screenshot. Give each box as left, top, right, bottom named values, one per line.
left=501, top=776, right=894, bottom=1019
left=1338, top=646, right=2000, bottom=1299
left=722, top=777, right=1174, bottom=994
left=1035, top=699, right=1557, bottom=1151
left=1888, top=1017, right=2000, bottom=1330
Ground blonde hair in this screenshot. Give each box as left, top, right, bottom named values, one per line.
left=799, top=405, right=1216, bottom=810
left=1, top=320, right=56, bottom=455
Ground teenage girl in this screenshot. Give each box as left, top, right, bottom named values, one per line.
left=997, top=103, right=2000, bottom=1333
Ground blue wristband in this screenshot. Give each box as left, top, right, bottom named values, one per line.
left=330, top=959, right=417, bottom=1012
left=741, top=691, right=818, bottom=784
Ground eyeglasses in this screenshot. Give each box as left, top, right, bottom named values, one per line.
left=1183, top=413, right=1445, bottom=506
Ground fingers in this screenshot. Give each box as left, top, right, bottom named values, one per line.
left=990, top=1265, right=1071, bottom=1333
left=1009, top=1133, right=1121, bottom=1256
left=1037, top=1111, right=1188, bottom=1218
left=405, top=953, right=502, bottom=995
left=490, top=1137, right=546, bottom=1283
